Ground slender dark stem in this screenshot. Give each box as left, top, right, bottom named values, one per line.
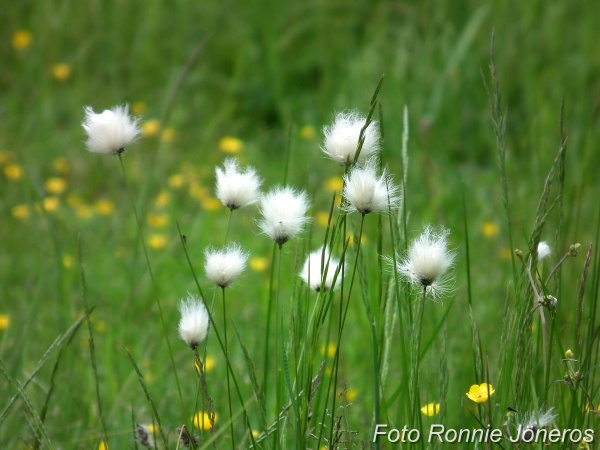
left=221, top=287, right=235, bottom=450
left=410, top=287, right=427, bottom=424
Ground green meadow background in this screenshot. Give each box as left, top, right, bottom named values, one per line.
left=2, top=1, right=600, bottom=448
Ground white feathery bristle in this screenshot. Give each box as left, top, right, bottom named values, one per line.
left=299, top=246, right=343, bottom=292
left=258, top=186, right=310, bottom=247
left=82, top=104, right=141, bottom=154
left=204, top=243, right=248, bottom=288
left=322, top=111, right=380, bottom=165
left=342, top=158, right=400, bottom=215
left=178, top=294, right=210, bottom=349
left=215, top=158, right=262, bottom=210
left=537, top=241, right=551, bottom=260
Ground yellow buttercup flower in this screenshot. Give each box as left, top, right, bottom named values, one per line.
left=75, top=204, right=94, bottom=220
left=466, top=383, right=495, bottom=403
left=345, top=388, right=358, bottom=402
left=315, top=211, right=331, bottom=228
left=201, top=197, right=221, bottom=212
left=51, top=63, right=71, bottom=82
left=44, top=177, right=67, bottom=195
left=4, top=163, right=23, bottom=180
left=147, top=213, right=169, bottom=229
left=300, top=125, right=316, bottom=140
left=94, top=199, right=115, bottom=216
left=0, top=314, right=9, bottom=331
left=141, top=120, right=161, bottom=138
left=43, top=197, right=60, bottom=212
left=421, top=402, right=440, bottom=417
left=62, top=255, right=74, bottom=269
left=320, top=343, right=337, bottom=359
left=12, top=30, right=32, bottom=51
left=324, top=176, right=344, bottom=193
left=194, top=356, right=216, bottom=375
left=12, top=204, right=30, bottom=220
left=249, top=257, right=269, bottom=272
left=146, top=424, right=156, bottom=435
left=168, top=173, right=185, bottom=189
left=481, top=221, right=499, bottom=238
left=218, top=137, right=244, bottom=154
left=148, top=234, right=167, bottom=250
left=192, top=411, right=218, bottom=431
left=98, top=441, right=108, bottom=450
left=154, top=191, right=170, bottom=208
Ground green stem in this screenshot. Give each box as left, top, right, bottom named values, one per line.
left=410, top=287, right=427, bottom=425
left=221, top=287, right=235, bottom=450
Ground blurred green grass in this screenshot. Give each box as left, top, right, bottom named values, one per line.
left=1, top=0, right=600, bottom=447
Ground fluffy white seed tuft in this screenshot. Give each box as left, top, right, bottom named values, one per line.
left=299, top=247, right=343, bottom=292
left=178, top=294, right=210, bottom=349
left=537, top=241, right=551, bottom=260
left=322, top=111, right=381, bottom=165
left=343, top=159, right=400, bottom=215
left=82, top=104, right=141, bottom=154
left=215, top=158, right=262, bottom=210
left=258, top=186, right=310, bottom=247
left=204, top=243, right=248, bottom=288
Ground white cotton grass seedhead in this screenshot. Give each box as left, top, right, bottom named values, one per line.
left=537, top=241, right=551, bottom=260
left=258, top=186, right=310, bottom=247
left=342, top=159, right=400, bottom=215
left=204, top=243, right=248, bottom=288
left=322, top=110, right=381, bottom=165
left=82, top=104, right=141, bottom=155
left=299, top=247, right=343, bottom=292
left=515, top=407, right=558, bottom=443
left=215, top=158, right=262, bottom=210
left=178, top=294, right=210, bottom=350
left=395, top=225, right=456, bottom=299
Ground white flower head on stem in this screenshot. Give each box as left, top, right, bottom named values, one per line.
left=343, top=159, right=400, bottom=215
left=82, top=104, right=141, bottom=155
left=395, top=225, right=456, bottom=299
left=259, top=186, right=310, bottom=247
left=515, top=407, right=558, bottom=443
left=322, top=111, right=381, bottom=165
left=204, top=243, right=248, bottom=288
left=537, top=241, right=551, bottom=260
left=300, top=246, right=343, bottom=292
left=215, top=158, right=262, bottom=210
left=178, top=294, right=210, bottom=350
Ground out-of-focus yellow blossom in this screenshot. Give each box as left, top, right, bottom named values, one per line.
left=320, top=343, right=337, bottom=359
left=347, top=234, right=367, bottom=247
left=195, top=356, right=216, bottom=375
left=420, top=402, right=440, bottom=417
left=147, top=213, right=169, bottom=229
left=466, top=383, right=495, bottom=403
left=481, top=221, right=499, bottom=238
left=62, top=255, right=74, bottom=269
left=4, top=163, right=23, bottom=180
left=94, top=199, right=115, bottom=216
left=218, top=136, right=244, bottom=154
left=12, top=204, right=30, bottom=220
left=300, top=125, right=316, bottom=140
left=345, top=388, right=358, bottom=402
left=43, top=197, right=60, bottom=212
left=12, top=30, right=32, bottom=51
left=250, top=257, right=269, bottom=272
left=51, top=63, right=71, bottom=82
left=146, top=424, right=156, bottom=436
left=192, top=412, right=218, bottom=431
left=141, top=120, right=161, bottom=138
left=252, top=430, right=261, bottom=439
left=148, top=234, right=167, bottom=250
left=75, top=204, right=94, bottom=220
left=98, top=440, right=108, bottom=450
left=154, top=191, right=170, bottom=208
left=131, top=102, right=147, bottom=116
left=44, top=177, right=67, bottom=195
left=53, top=157, right=69, bottom=175
left=315, top=211, right=331, bottom=228
left=67, top=194, right=83, bottom=207
left=0, top=314, right=9, bottom=331
left=161, top=128, right=175, bottom=143
left=168, top=173, right=185, bottom=189
left=324, top=176, right=344, bottom=193
left=201, top=197, right=221, bottom=211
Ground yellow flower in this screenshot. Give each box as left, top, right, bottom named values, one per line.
left=300, top=125, right=316, bottom=140
left=201, top=197, right=221, bottom=212
left=131, top=102, right=147, bottom=116
left=0, top=314, right=9, bottom=331
left=43, top=197, right=60, bottom=212
left=194, top=356, right=216, bottom=375
left=98, top=440, right=108, bottom=450
left=252, top=430, right=261, bottom=439
left=320, top=343, right=337, bottom=359
left=154, top=191, right=170, bottom=208
left=481, top=221, right=499, bottom=238
left=51, top=63, right=71, bottom=82
left=141, top=120, right=161, bottom=138
left=148, top=234, right=167, bottom=250
left=168, top=173, right=185, bottom=189
left=12, top=30, right=32, bottom=51
left=12, top=204, right=30, bottom=220
left=345, top=388, right=358, bottom=402
left=75, top=204, right=94, bottom=220
left=160, top=128, right=175, bottom=143
left=315, top=211, right=331, bottom=228
left=324, top=176, right=344, bottom=193
left=192, top=411, right=218, bottom=431
left=4, top=163, right=23, bottom=180
left=466, top=383, right=495, bottom=403
left=94, top=199, right=115, bottom=216
left=420, top=402, right=440, bottom=417
left=62, top=255, right=74, bottom=269
left=146, top=424, right=156, bottom=436
left=147, top=213, right=169, bottom=229
left=347, top=234, right=367, bottom=247
left=250, top=256, right=269, bottom=272
left=44, top=177, right=67, bottom=195
left=565, top=349, right=574, bottom=359
left=218, top=136, right=244, bottom=154
left=52, top=157, right=70, bottom=175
